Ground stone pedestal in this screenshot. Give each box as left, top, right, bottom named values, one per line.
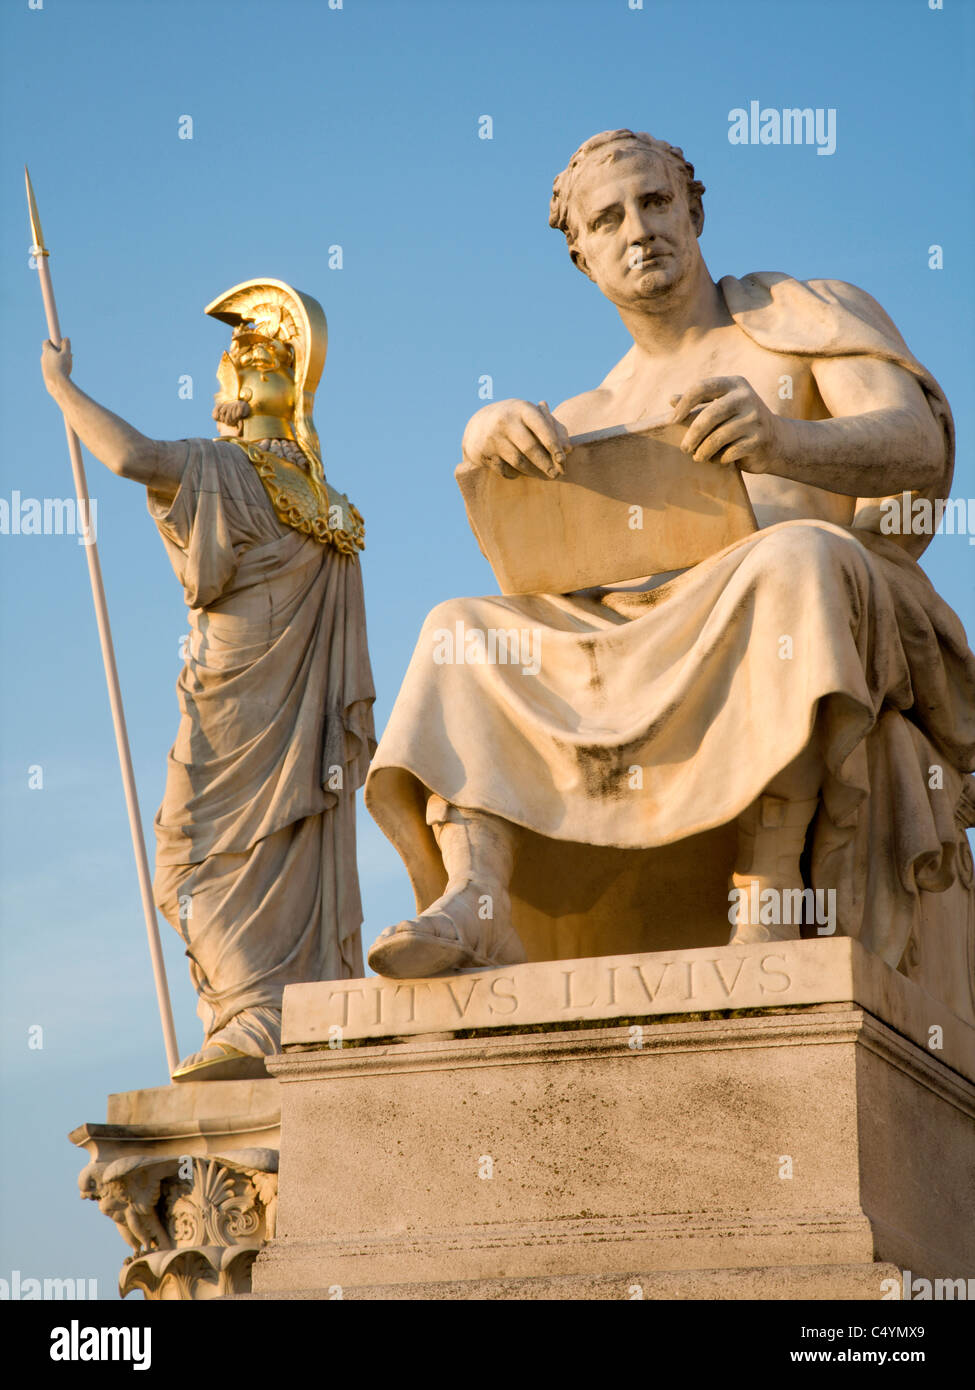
left=252, top=939, right=974, bottom=1299
left=71, top=1079, right=279, bottom=1299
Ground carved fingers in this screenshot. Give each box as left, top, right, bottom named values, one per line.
left=537, top=400, right=572, bottom=459
left=40, top=336, right=73, bottom=391
left=463, top=399, right=572, bottom=480
left=670, top=376, right=780, bottom=473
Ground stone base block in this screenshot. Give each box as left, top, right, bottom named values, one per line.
left=242, top=1263, right=905, bottom=1300
left=74, top=1077, right=281, bottom=1159
left=254, top=940, right=975, bottom=1300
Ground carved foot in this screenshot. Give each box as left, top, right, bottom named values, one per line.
left=727, top=874, right=804, bottom=945
left=171, top=1043, right=269, bottom=1083
left=728, top=793, right=820, bottom=945
left=368, top=883, right=524, bottom=979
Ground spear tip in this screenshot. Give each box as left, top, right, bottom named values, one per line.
left=24, top=165, right=49, bottom=256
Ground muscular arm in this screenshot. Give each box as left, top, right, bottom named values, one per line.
left=779, top=355, right=944, bottom=495
left=673, top=356, right=945, bottom=497
left=41, top=339, right=186, bottom=501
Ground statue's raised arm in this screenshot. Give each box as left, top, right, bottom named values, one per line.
left=41, top=336, right=187, bottom=497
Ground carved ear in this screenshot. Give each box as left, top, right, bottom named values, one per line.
left=570, top=247, right=594, bottom=281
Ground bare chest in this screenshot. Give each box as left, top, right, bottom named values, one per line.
left=591, top=332, right=825, bottom=429
left=556, top=327, right=854, bottom=532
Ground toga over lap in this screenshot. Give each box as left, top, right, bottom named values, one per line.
left=365, top=275, right=975, bottom=1005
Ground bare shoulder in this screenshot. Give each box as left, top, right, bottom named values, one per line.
left=554, top=347, right=639, bottom=434
left=552, top=385, right=615, bottom=434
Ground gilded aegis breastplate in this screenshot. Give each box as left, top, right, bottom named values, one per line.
left=228, top=437, right=365, bottom=555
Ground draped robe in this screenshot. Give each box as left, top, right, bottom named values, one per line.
left=148, top=440, right=376, bottom=1054
left=365, top=275, right=975, bottom=1021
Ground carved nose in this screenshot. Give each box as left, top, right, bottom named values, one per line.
left=624, top=208, right=655, bottom=241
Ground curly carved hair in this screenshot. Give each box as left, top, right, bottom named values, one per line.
left=549, top=129, right=705, bottom=266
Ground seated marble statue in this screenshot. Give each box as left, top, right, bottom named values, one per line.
left=364, top=128, right=975, bottom=1024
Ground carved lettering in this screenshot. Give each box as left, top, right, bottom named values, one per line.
left=328, top=987, right=364, bottom=1028
left=394, top=984, right=419, bottom=1022
left=488, top=976, right=518, bottom=1014
left=630, top=960, right=671, bottom=1003
left=759, top=954, right=791, bottom=993
left=310, top=946, right=809, bottom=1043
left=444, top=977, right=480, bottom=1017
left=562, top=969, right=597, bottom=1008
left=606, top=965, right=618, bottom=1007
left=712, top=957, right=747, bottom=996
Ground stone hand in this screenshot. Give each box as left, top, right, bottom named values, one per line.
left=41, top=337, right=73, bottom=395
left=670, top=376, right=782, bottom=474
left=462, top=398, right=572, bottom=480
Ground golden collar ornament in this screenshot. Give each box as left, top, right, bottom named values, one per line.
left=227, top=437, right=365, bottom=555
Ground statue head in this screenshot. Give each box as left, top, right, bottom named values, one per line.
left=206, top=280, right=328, bottom=470
left=213, top=324, right=297, bottom=438
left=549, top=130, right=706, bottom=309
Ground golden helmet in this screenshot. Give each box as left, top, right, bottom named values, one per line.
left=205, top=278, right=328, bottom=473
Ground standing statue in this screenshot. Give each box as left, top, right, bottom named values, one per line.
left=42, top=280, right=376, bottom=1079
left=365, top=129, right=975, bottom=1022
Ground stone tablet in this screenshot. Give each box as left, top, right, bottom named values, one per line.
left=455, top=419, right=757, bottom=594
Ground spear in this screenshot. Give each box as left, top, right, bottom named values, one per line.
left=25, top=167, right=179, bottom=1077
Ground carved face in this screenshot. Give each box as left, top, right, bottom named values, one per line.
left=568, top=151, right=702, bottom=310
left=234, top=362, right=297, bottom=420
left=212, top=337, right=297, bottom=437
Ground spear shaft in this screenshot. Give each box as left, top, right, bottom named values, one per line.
left=25, top=168, right=179, bottom=1077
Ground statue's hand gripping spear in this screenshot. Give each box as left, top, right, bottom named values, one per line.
left=25, top=168, right=179, bottom=1076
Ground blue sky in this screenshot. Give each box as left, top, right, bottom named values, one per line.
left=1, top=0, right=972, bottom=1297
